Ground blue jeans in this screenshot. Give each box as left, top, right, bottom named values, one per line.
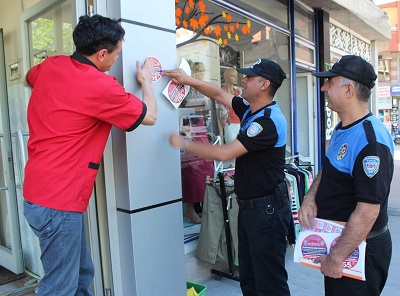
left=24, top=200, right=94, bottom=296
left=237, top=196, right=291, bottom=296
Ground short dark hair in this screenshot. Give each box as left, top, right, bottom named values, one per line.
left=73, top=14, right=125, bottom=56
left=258, top=77, right=280, bottom=97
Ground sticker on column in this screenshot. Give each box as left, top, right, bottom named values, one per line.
left=162, top=58, right=191, bottom=109
left=149, top=56, right=162, bottom=82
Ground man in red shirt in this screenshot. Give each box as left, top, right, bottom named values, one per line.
left=23, top=14, right=157, bottom=296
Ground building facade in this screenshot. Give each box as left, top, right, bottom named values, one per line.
left=378, top=0, right=400, bottom=136
left=0, top=0, right=390, bottom=295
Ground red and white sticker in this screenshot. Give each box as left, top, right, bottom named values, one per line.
left=301, top=234, right=328, bottom=261
left=330, top=237, right=359, bottom=269
left=149, top=56, right=162, bottom=82
left=168, top=82, right=186, bottom=104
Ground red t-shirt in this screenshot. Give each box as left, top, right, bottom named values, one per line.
left=23, top=53, right=146, bottom=212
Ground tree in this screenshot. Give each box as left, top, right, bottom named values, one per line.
left=175, top=0, right=251, bottom=48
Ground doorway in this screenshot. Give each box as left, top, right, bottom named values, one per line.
left=19, top=1, right=112, bottom=294
left=0, top=28, right=24, bottom=275
left=296, top=72, right=316, bottom=167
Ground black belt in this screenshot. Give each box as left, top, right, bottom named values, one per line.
left=236, top=194, right=277, bottom=209
left=366, top=225, right=388, bottom=239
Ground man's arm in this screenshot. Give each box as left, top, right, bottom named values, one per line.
left=136, top=58, right=157, bottom=125
left=163, top=69, right=234, bottom=108
left=298, top=171, right=321, bottom=228
left=314, top=201, right=380, bottom=278
left=169, top=133, right=247, bottom=161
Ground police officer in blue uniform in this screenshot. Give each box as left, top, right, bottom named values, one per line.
left=164, top=59, right=291, bottom=296
left=299, top=55, right=394, bottom=296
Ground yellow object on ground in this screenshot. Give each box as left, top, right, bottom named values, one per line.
left=187, top=286, right=199, bottom=296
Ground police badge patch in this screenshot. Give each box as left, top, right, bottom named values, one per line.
left=337, top=143, right=348, bottom=160
left=247, top=122, right=263, bottom=137
left=363, top=156, right=380, bottom=178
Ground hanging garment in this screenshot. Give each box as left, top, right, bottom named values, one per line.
left=285, top=173, right=301, bottom=239
left=196, top=182, right=239, bottom=265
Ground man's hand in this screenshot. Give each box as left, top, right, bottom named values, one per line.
left=314, top=254, right=343, bottom=279
left=136, top=57, right=154, bottom=85
left=169, top=134, right=186, bottom=151
left=298, top=197, right=318, bottom=228
left=163, top=68, right=191, bottom=86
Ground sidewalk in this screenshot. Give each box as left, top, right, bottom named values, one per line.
left=204, top=145, right=400, bottom=296
left=204, top=214, right=400, bottom=296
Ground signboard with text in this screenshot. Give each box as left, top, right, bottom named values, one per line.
left=378, top=86, right=391, bottom=98
left=391, top=86, right=400, bottom=96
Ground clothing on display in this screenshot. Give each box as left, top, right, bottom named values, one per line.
left=284, top=157, right=314, bottom=239
left=196, top=180, right=239, bottom=265
left=180, top=115, right=214, bottom=204
left=181, top=154, right=214, bottom=204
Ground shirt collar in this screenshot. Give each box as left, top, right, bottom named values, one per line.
left=71, top=52, right=99, bottom=70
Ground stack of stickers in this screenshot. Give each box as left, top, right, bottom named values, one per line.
left=294, top=218, right=366, bottom=281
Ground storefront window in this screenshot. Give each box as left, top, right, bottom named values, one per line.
left=232, top=0, right=289, bottom=29
left=295, top=41, right=315, bottom=66
left=29, top=0, right=73, bottom=65
left=378, top=59, right=390, bottom=82
left=175, top=0, right=292, bottom=224
left=294, top=4, right=314, bottom=41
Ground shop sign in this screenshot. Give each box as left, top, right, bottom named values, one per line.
left=377, top=97, right=392, bottom=109
left=378, top=86, right=391, bottom=98
left=325, top=99, right=333, bottom=140
left=391, top=86, right=400, bottom=96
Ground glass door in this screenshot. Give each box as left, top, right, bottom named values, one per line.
left=296, top=72, right=315, bottom=165
left=0, top=28, right=24, bottom=274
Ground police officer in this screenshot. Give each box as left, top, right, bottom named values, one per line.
left=164, top=58, right=291, bottom=296
left=299, top=55, right=394, bottom=296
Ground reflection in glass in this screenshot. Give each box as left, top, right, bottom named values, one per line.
left=29, top=0, right=73, bottom=65
left=234, top=0, right=289, bottom=29
left=294, top=4, right=314, bottom=41
left=0, top=137, right=12, bottom=251
left=295, top=42, right=315, bottom=65
left=176, top=1, right=292, bottom=159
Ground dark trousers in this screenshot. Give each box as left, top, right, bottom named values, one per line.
left=324, top=229, right=392, bottom=296
left=237, top=197, right=291, bottom=296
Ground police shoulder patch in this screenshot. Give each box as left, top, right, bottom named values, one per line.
left=363, top=156, right=380, bottom=178
left=247, top=122, right=263, bottom=137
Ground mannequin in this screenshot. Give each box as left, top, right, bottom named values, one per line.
left=219, top=68, right=242, bottom=144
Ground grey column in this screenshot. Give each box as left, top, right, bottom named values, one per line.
left=106, top=1, right=186, bottom=295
